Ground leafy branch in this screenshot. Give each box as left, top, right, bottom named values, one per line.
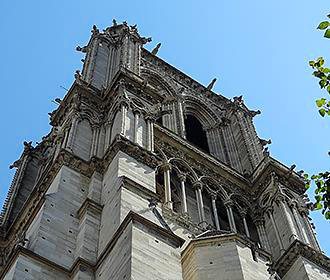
left=305, top=14, right=330, bottom=220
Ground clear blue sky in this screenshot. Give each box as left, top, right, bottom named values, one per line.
left=0, top=0, right=329, bottom=254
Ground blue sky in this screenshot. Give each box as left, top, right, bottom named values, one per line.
left=0, top=0, right=329, bottom=254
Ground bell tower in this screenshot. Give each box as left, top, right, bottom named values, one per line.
left=0, top=21, right=329, bottom=280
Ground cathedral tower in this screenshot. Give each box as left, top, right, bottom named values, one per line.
left=0, top=22, right=329, bottom=280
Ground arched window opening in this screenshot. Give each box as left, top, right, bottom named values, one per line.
left=246, top=215, right=260, bottom=244
left=216, top=200, right=230, bottom=231
left=184, top=115, right=209, bottom=153
left=185, top=178, right=200, bottom=224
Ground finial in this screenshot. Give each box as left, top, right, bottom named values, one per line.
left=151, top=43, right=161, bottom=55
left=112, top=19, right=117, bottom=26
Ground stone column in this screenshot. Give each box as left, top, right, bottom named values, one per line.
left=146, top=118, right=152, bottom=151
left=177, top=98, right=185, bottom=138
left=120, top=104, right=127, bottom=136
left=254, top=218, right=270, bottom=251
left=290, top=201, right=309, bottom=244
left=178, top=174, right=188, bottom=213
left=224, top=200, right=237, bottom=233
left=162, top=162, right=172, bottom=210
left=240, top=209, right=250, bottom=238
left=133, top=110, right=140, bottom=144
left=210, top=194, right=220, bottom=231
left=66, top=114, right=79, bottom=151
left=193, top=181, right=206, bottom=224
left=300, top=209, right=321, bottom=251
left=267, top=208, right=285, bottom=253
left=277, top=196, right=299, bottom=243
left=150, top=120, right=154, bottom=152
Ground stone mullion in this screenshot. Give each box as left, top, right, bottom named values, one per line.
left=193, top=182, right=206, bottom=224
left=240, top=210, right=250, bottom=238
left=146, top=119, right=152, bottom=151
left=133, top=111, right=140, bottom=144
left=210, top=194, right=220, bottom=231
left=171, top=102, right=177, bottom=134
left=162, top=162, right=172, bottom=210
left=177, top=99, right=185, bottom=138
left=150, top=121, right=154, bottom=152
left=178, top=174, right=188, bottom=213
left=120, top=104, right=127, bottom=136
left=224, top=200, right=237, bottom=233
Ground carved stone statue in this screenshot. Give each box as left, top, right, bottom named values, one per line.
left=76, top=45, right=88, bottom=53
left=259, top=138, right=272, bottom=146
left=9, top=159, right=21, bottom=169
left=91, top=25, right=99, bottom=35
left=151, top=43, right=161, bottom=55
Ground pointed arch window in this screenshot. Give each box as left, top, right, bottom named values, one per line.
left=184, top=115, right=209, bottom=153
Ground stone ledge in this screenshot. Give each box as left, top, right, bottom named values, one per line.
left=273, top=240, right=330, bottom=278
left=181, top=231, right=271, bottom=264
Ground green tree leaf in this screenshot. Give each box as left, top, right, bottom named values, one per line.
left=318, top=21, right=330, bottom=30
left=316, top=98, right=326, bottom=107
left=325, top=29, right=330, bottom=39
left=319, top=108, right=326, bottom=117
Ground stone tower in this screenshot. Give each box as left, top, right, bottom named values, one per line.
left=0, top=22, right=329, bottom=280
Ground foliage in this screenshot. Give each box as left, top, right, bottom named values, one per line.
left=305, top=14, right=330, bottom=220
left=309, top=57, right=330, bottom=117
left=305, top=172, right=330, bottom=219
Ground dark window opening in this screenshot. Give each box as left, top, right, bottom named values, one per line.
left=156, top=117, right=163, bottom=126
left=184, top=115, right=209, bottom=153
